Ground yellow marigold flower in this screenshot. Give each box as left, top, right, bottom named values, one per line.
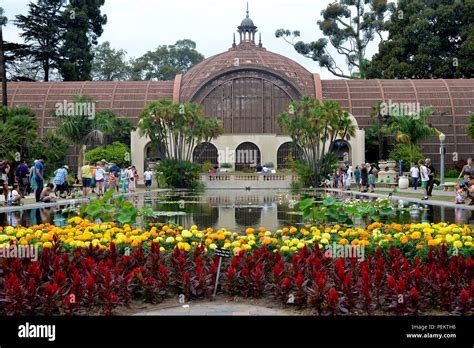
left=351, top=239, right=360, bottom=246
left=453, top=240, right=463, bottom=248
left=322, top=233, right=331, bottom=240
left=209, top=243, right=217, bottom=250
left=43, top=242, right=52, bottom=248
left=339, top=238, right=349, bottom=245
left=165, top=237, right=175, bottom=244
left=280, top=245, right=290, bottom=252
left=264, top=231, right=272, bottom=236
left=297, top=242, right=305, bottom=249
left=233, top=247, right=241, bottom=254
left=320, top=238, right=329, bottom=245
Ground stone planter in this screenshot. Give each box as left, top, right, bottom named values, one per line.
left=398, top=176, right=409, bottom=189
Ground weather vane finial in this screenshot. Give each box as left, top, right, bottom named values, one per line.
left=246, top=2, right=249, bottom=18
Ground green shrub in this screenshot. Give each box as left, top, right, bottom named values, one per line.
left=154, top=158, right=201, bottom=189
left=388, top=143, right=424, bottom=171
left=445, top=167, right=460, bottom=178
left=264, top=162, right=274, bottom=168
left=201, top=161, right=214, bottom=173
left=220, top=163, right=232, bottom=169
left=86, top=141, right=130, bottom=166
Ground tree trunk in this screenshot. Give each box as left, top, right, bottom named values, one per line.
left=0, top=26, right=7, bottom=107
left=43, top=61, right=49, bottom=82
left=377, top=112, right=383, bottom=161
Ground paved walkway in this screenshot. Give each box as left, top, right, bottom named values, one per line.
left=0, top=189, right=169, bottom=214
left=325, top=187, right=474, bottom=210
left=134, top=301, right=299, bottom=316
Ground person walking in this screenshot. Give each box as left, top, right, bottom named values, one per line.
left=360, top=164, right=368, bottom=192
left=419, top=160, right=430, bottom=200
left=80, top=161, right=93, bottom=197
left=354, top=165, right=361, bottom=191
left=143, top=166, right=153, bottom=191
left=458, top=158, right=473, bottom=185
left=32, top=155, right=46, bottom=203
left=94, top=162, right=106, bottom=197
left=120, top=165, right=128, bottom=193
left=410, top=163, right=419, bottom=190
left=426, top=158, right=435, bottom=197
left=109, top=162, right=120, bottom=192
left=368, top=164, right=377, bottom=193
left=15, top=159, right=30, bottom=197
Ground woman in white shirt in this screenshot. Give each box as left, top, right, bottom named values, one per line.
left=127, top=167, right=136, bottom=193
left=410, top=163, right=419, bottom=190
left=94, top=162, right=106, bottom=197
left=419, top=160, right=429, bottom=200
left=7, top=183, right=21, bottom=206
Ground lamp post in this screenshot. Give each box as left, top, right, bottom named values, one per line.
left=439, top=133, right=446, bottom=186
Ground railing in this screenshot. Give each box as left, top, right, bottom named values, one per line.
left=200, top=173, right=299, bottom=189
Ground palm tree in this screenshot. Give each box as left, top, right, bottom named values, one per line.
left=383, top=107, right=436, bottom=145
left=0, top=8, right=8, bottom=106
left=54, top=95, right=116, bottom=172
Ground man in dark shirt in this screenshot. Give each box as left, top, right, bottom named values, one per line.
left=425, top=158, right=436, bottom=197
left=15, top=159, right=30, bottom=196
left=255, top=163, right=263, bottom=173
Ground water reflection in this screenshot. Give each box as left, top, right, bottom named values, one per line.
left=0, top=190, right=473, bottom=231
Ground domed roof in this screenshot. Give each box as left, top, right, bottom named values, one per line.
left=240, top=16, right=255, bottom=27
left=179, top=44, right=316, bottom=102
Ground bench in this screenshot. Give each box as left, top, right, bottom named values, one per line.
left=442, top=182, right=457, bottom=191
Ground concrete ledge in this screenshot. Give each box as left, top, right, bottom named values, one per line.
left=200, top=173, right=299, bottom=189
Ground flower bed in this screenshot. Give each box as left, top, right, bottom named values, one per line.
left=0, top=218, right=472, bottom=315
left=0, top=218, right=472, bottom=258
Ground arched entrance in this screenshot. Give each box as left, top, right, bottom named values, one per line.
left=193, top=142, right=219, bottom=165
left=332, top=139, right=351, bottom=163
left=277, top=142, right=303, bottom=168
left=235, top=142, right=261, bottom=171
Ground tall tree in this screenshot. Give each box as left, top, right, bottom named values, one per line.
left=130, top=40, right=204, bottom=80
left=91, top=41, right=130, bottom=80
left=59, top=0, right=107, bottom=81
left=367, top=0, right=474, bottom=79
left=0, top=7, right=8, bottom=106
left=14, top=0, right=65, bottom=82
left=276, top=0, right=393, bottom=79
left=277, top=97, right=356, bottom=186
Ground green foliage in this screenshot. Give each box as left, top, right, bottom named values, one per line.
left=276, top=1, right=392, bottom=78
left=201, top=161, right=214, bottom=173
left=277, top=97, right=356, bottom=187
left=383, top=108, right=436, bottom=145
left=79, top=189, right=157, bottom=227
left=300, top=197, right=396, bottom=226
left=138, top=99, right=223, bottom=162
left=220, top=163, right=232, bottom=169
left=86, top=141, right=130, bottom=166
left=388, top=143, right=424, bottom=172
left=445, top=168, right=460, bottom=178
left=59, top=0, right=107, bottom=81
left=367, top=0, right=474, bottom=79
left=130, top=40, right=204, bottom=80
left=467, top=113, right=474, bottom=141
left=14, top=0, right=63, bottom=81
left=30, top=130, right=68, bottom=177
left=154, top=159, right=201, bottom=189
left=91, top=41, right=130, bottom=80
left=264, top=162, right=274, bottom=168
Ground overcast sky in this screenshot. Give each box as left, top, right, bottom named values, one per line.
left=2, top=0, right=382, bottom=79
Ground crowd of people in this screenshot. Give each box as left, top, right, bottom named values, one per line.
left=321, top=163, right=378, bottom=193
left=0, top=156, right=154, bottom=206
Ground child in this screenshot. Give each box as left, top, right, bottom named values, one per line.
left=455, top=183, right=465, bottom=204
left=143, top=167, right=153, bottom=191
left=7, top=183, right=22, bottom=206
